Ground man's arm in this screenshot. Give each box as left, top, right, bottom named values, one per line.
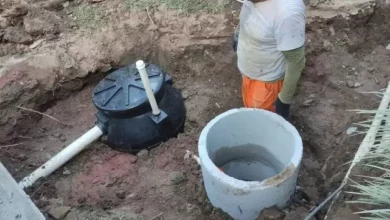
left=274, top=10, right=306, bottom=119
left=279, top=46, right=305, bottom=104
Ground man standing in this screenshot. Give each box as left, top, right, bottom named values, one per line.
left=233, top=0, right=306, bottom=120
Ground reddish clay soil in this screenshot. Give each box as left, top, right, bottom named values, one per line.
left=0, top=0, right=390, bottom=219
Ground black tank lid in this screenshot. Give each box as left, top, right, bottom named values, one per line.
left=92, top=63, right=165, bottom=115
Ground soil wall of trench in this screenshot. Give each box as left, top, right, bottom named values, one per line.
left=0, top=0, right=390, bottom=219
left=0, top=0, right=384, bottom=146
left=0, top=7, right=236, bottom=142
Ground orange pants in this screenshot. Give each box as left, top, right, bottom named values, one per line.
left=242, top=75, right=283, bottom=112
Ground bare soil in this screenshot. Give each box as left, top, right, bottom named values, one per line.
left=0, top=0, right=389, bottom=219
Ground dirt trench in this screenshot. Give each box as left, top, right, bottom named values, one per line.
left=0, top=0, right=390, bottom=219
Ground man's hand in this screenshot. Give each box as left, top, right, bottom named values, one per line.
left=275, top=97, right=290, bottom=120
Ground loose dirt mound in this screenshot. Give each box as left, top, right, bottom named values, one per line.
left=0, top=0, right=389, bottom=219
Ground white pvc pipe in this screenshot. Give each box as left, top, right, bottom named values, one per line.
left=136, top=60, right=161, bottom=116
left=19, top=125, right=103, bottom=189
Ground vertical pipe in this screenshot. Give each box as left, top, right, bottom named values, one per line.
left=19, top=125, right=104, bottom=189
left=136, top=60, right=161, bottom=116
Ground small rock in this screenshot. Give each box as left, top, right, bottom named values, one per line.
left=346, top=80, right=355, bottom=88
left=29, top=39, right=45, bottom=49
left=64, top=210, right=77, bottom=220
left=53, top=133, right=61, bottom=138
left=367, top=67, right=375, bottom=72
left=303, top=99, right=314, bottom=106
left=77, top=198, right=86, bottom=204
left=302, top=187, right=320, bottom=204
left=127, top=193, right=137, bottom=199
left=3, top=27, right=33, bottom=44
left=18, top=153, right=28, bottom=161
left=38, top=0, right=68, bottom=10
left=258, top=207, right=285, bottom=220
left=46, top=34, right=57, bottom=41
left=62, top=1, right=70, bottom=8
left=59, top=136, right=67, bottom=142
left=346, top=127, right=357, bottom=135
left=48, top=206, right=71, bottom=220
left=329, top=27, right=335, bottom=36
left=46, top=108, right=53, bottom=115
left=323, top=40, right=332, bottom=50
left=24, top=9, right=62, bottom=36
left=137, top=149, right=149, bottom=159
left=156, top=156, right=169, bottom=168
left=129, top=155, right=138, bottom=163
left=63, top=169, right=71, bottom=175
left=0, top=16, right=9, bottom=29
left=182, top=90, right=189, bottom=100
left=197, top=196, right=204, bottom=204
left=35, top=199, right=50, bottom=208
left=386, top=44, right=390, bottom=50
left=2, top=5, right=28, bottom=18
left=185, top=203, right=195, bottom=213
left=354, top=82, right=362, bottom=88
left=309, top=0, right=320, bottom=7
left=116, top=191, right=126, bottom=199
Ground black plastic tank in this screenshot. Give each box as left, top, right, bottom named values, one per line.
left=92, top=63, right=186, bottom=153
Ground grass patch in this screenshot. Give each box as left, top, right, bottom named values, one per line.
left=124, top=0, right=227, bottom=14
left=170, top=172, right=186, bottom=185
left=346, top=91, right=390, bottom=219
left=73, top=5, right=106, bottom=29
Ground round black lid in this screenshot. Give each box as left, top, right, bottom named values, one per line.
left=93, top=63, right=165, bottom=115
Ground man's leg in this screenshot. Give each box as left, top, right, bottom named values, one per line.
left=242, top=75, right=283, bottom=112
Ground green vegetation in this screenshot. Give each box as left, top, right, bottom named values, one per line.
left=347, top=92, right=390, bottom=220
left=73, top=5, right=106, bottom=29
left=124, top=0, right=227, bottom=14
left=170, top=172, right=186, bottom=185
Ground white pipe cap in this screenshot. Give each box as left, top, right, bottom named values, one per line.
left=136, top=60, right=146, bottom=69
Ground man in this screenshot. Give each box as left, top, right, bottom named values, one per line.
left=233, top=0, right=306, bottom=120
